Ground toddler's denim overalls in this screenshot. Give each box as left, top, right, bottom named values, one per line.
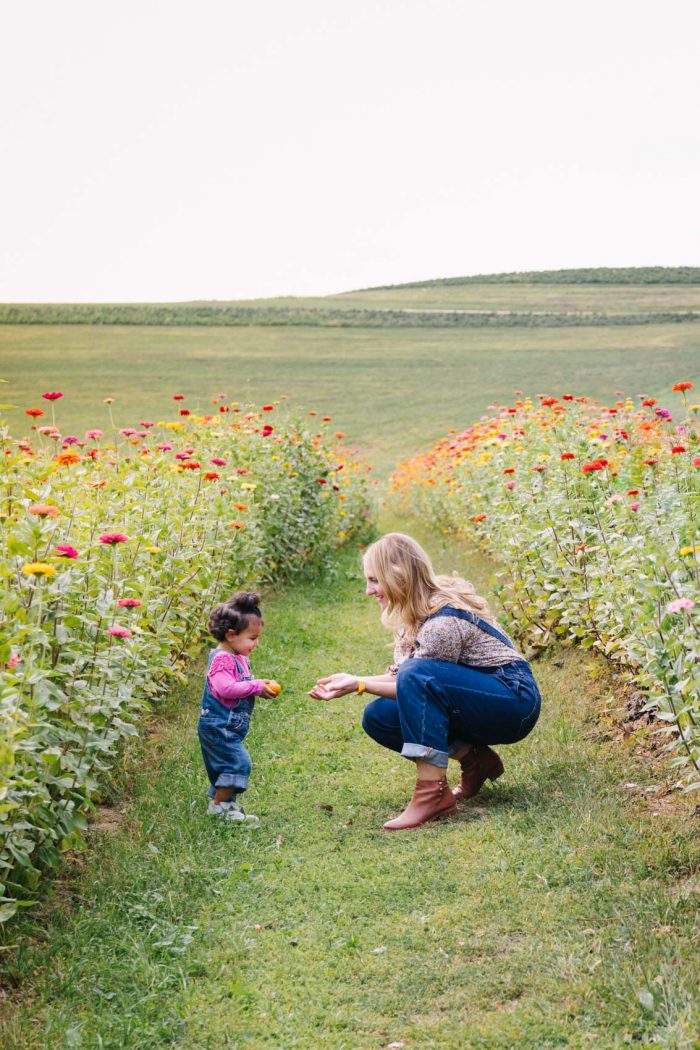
left=197, top=650, right=255, bottom=797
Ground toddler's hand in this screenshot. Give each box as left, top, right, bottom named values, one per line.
left=261, top=680, right=281, bottom=699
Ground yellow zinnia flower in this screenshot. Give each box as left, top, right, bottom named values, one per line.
left=22, top=562, right=56, bottom=576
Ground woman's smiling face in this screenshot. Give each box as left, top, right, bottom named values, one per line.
left=364, top=565, right=387, bottom=607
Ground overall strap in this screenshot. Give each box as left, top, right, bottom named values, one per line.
left=426, top=605, right=516, bottom=650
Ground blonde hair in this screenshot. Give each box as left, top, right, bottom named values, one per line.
left=362, top=532, right=493, bottom=641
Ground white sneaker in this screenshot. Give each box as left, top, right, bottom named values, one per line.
left=226, top=800, right=260, bottom=825
left=208, top=799, right=259, bottom=824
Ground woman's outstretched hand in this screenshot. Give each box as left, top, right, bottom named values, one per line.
left=308, top=673, right=358, bottom=701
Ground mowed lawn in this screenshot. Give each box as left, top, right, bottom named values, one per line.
left=2, top=319, right=699, bottom=475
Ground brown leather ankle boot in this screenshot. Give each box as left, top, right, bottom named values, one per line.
left=383, top=776, right=457, bottom=831
left=452, top=745, right=504, bottom=801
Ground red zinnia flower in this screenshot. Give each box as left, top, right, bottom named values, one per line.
left=472, top=514, right=487, bottom=523
left=55, top=545, right=78, bottom=559
left=672, top=445, right=686, bottom=454
left=642, top=398, right=657, bottom=407
left=25, top=408, right=44, bottom=418
left=108, top=626, right=132, bottom=638
left=323, top=416, right=332, bottom=422
left=532, top=465, right=547, bottom=472
left=204, top=471, right=220, bottom=480
left=219, top=405, right=230, bottom=413
left=116, top=598, right=142, bottom=608
left=261, top=425, right=273, bottom=436
left=173, top=394, right=185, bottom=400
left=317, top=478, right=327, bottom=484
left=693, top=457, right=700, bottom=468
left=643, top=459, right=658, bottom=466
left=627, top=489, right=640, bottom=496
left=673, top=382, right=693, bottom=392
left=560, top=452, right=575, bottom=460
left=179, top=409, right=190, bottom=416
left=503, top=468, right=515, bottom=474
left=182, top=461, right=200, bottom=469
left=99, top=532, right=129, bottom=545
left=262, top=404, right=274, bottom=411
left=42, top=391, right=63, bottom=401
left=582, top=460, right=606, bottom=473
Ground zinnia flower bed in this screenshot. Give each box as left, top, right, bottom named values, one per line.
left=391, top=384, right=700, bottom=787
left=0, top=394, right=374, bottom=921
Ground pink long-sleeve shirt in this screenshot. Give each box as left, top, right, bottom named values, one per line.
left=207, top=650, right=266, bottom=708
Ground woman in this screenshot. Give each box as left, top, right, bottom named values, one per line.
left=309, top=533, right=541, bottom=831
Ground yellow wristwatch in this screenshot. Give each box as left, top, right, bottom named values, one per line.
left=356, top=679, right=366, bottom=695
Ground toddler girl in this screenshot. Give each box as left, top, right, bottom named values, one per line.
left=198, top=591, right=278, bottom=823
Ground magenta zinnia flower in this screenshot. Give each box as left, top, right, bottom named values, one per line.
left=108, top=625, right=132, bottom=638
left=99, top=532, right=129, bottom=545
left=42, top=391, right=63, bottom=401
left=55, top=545, right=79, bottom=559
left=86, top=429, right=104, bottom=440
left=117, top=598, right=142, bottom=608
left=211, top=457, right=227, bottom=466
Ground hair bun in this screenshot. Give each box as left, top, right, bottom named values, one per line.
left=230, top=590, right=261, bottom=612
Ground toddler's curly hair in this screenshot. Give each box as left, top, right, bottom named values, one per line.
left=208, top=591, right=263, bottom=641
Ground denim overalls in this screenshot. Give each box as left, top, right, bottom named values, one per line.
left=362, top=606, right=541, bottom=769
left=197, top=650, right=256, bottom=797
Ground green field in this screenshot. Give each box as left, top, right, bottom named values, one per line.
left=3, top=273, right=700, bottom=1045
left=1, top=317, right=699, bottom=475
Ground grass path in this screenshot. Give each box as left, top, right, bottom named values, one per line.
left=1, top=529, right=699, bottom=1049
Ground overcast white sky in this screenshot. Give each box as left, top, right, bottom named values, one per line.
left=1, top=0, right=698, bottom=302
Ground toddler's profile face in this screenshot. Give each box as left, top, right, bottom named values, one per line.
left=226, top=616, right=263, bottom=658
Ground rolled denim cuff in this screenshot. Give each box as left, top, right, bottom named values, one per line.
left=215, top=773, right=249, bottom=790
left=400, top=742, right=449, bottom=768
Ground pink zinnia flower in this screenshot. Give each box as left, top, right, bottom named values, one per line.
left=55, top=544, right=79, bottom=559
left=157, top=443, right=173, bottom=452
left=62, top=435, right=80, bottom=445
left=505, top=481, right=516, bottom=490
left=140, top=421, right=155, bottom=428
left=667, top=598, right=695, bottom=613
left=175, top=452, right=191, bottom=460
left=117, top=598, right=142, bottom=608
left=629, top=502, right=641, bottom=511
left=86, top=429, right=103, bottom=440
left=120, top=428, right=137, bottom=437
left=42, top=391, right=63, bottom=401
left=108, top=625, right=132, bottom=638
left=211, top=457, right=227, bottom=466
left=99, top=532, right=129, bottom=545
